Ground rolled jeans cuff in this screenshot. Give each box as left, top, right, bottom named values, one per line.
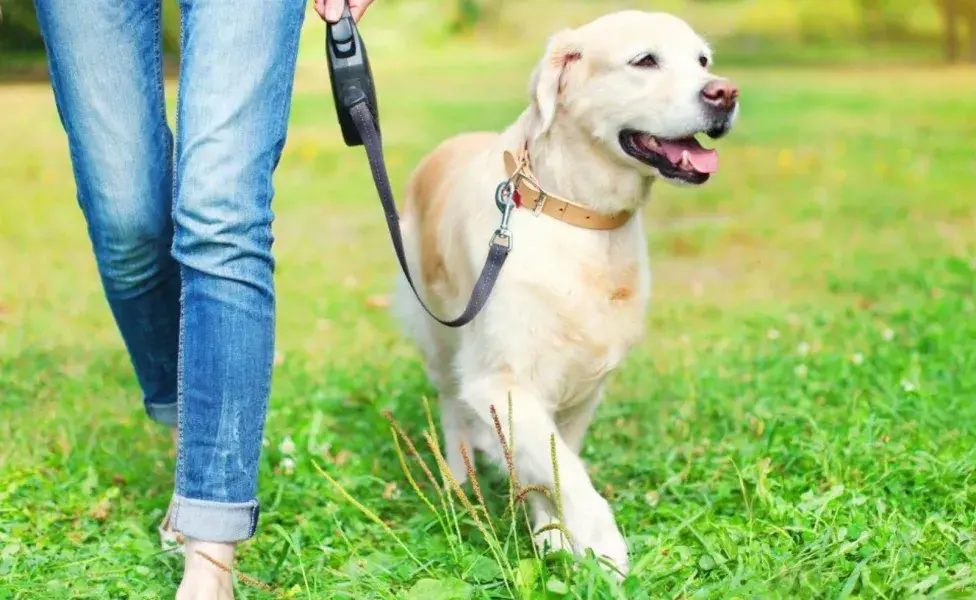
left=146, top=401, right=178, bottom=427
left=171, top=495, right=260, bottom=542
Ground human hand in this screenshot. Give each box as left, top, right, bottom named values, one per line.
left=316, top=0, right=375, bottom=24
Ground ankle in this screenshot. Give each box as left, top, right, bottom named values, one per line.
left=185, top=538, right=236, bottom=567
left=177, top=539, right=236, bottom=600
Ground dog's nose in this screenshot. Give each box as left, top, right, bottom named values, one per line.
left=701, top=79, right=738, bottom=111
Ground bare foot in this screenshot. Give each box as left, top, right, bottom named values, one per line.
left=158, top=500, right=184, bottom=553
left=159, top=427, right=184, bottom=553
left=176, top=539, right=235, bottom=600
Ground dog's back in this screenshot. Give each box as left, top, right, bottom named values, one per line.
left=393, top=132, right=501, bottom=384
left=400, top=132, right=498, bottom=300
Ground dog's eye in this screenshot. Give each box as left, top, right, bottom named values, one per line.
left=699, top=55, right=709, bottom=68
left=631, top=54, right=659, bottom=68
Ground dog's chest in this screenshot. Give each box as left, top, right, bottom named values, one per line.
left=566, top=261, right=647, bottom=365
left=518, top=250, right=649, bottom=384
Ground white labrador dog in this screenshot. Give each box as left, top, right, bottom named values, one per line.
left=394, top=10, right=738, bottom=573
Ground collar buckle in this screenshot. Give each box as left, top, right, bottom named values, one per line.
left=532, top=191, right=548, bottom=216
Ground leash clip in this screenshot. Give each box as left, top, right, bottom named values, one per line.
left=492, top=180, right=517, bottom=250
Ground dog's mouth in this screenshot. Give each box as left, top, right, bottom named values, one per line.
left=619, top=130, right=718, bottom=185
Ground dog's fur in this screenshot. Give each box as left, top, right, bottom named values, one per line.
left=393, top=10, right=738, bottom=573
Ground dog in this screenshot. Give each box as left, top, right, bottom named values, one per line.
left=393, top=10, right=738, bottom=574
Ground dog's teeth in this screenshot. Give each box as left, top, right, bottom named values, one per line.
left=640, top=134, right=659, bottom=149
left=679, top=150, right=693, bottom=170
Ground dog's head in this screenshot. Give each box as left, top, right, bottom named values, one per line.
left=529, top=11, right=738, bottom=186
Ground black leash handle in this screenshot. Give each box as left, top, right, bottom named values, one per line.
left=325, top=6, right=512, bottom=328
left=325, top=2, right=378, bottom=146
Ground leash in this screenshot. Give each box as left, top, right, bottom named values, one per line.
left=325, top=3, right=515, bottom=328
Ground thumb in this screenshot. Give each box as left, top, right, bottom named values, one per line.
left=323, top=0, right=345, bottom=23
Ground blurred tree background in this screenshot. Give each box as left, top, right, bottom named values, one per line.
left=0, top=0, right=182, bottom=74
left=1, top=2, right=974, bottom=595
left=2, top=0, right=974, bottom=73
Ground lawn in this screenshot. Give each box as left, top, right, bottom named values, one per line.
left=1, top=3, right=975, bottom=599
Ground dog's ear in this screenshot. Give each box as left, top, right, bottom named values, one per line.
left=530, top=29, right=582, bottom=138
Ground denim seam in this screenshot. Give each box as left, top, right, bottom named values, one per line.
left=152, top=0, right=174, bottom=216
left=148, top=0, right=177, bottom=434
left=256, top=1, right=306, bottom=434
left=174, top=2, right=189, bottom=499
left=151, top=0, right=164, bottom=128
left=171, top=3, right=184, bottom=234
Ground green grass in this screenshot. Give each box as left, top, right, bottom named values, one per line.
left=2, top=3, right=976, bottom=599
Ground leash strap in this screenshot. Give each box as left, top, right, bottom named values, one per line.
left=349, top=101, right=512, bottom=328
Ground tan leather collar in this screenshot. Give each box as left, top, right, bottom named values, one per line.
left=502, top=145, right=633, bottom=231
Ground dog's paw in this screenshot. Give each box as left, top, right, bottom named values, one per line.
left=565, top=495, right=629, bottom=578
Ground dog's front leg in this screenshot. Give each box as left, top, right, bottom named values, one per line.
left=556, top=384, right=605, bottom=454
left=439, top=397, right=471, bottom=486
left=458, top=378, right=629, bottom=575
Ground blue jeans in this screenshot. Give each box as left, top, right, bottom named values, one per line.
left=34, top=0, right=306, bottom=542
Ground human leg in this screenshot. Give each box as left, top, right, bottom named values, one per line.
left=33, top=0, right=181, bottom=427
left=167, top=0, right=306, bottom=594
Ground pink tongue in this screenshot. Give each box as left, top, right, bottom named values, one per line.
left=658, top=138, right=719, bottom=174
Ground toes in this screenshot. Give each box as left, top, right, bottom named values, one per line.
left=564, top=497, right=630, bottom=576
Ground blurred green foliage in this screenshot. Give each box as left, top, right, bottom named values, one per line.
left=450, top=0, right=504, bottom=32
left=0, top=0, right=43, bottom=53
left=1, top=0, right=975, bottom=69
left=0, top=0, right=181, bottom=68
left=161, top=0, right=181, bottom=58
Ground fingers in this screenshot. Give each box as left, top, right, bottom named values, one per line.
left=349, top=0, right=375, bottom=23
left=320, top=0, right=343, bottom=23
left=318, top=0, right=374, bottom=24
